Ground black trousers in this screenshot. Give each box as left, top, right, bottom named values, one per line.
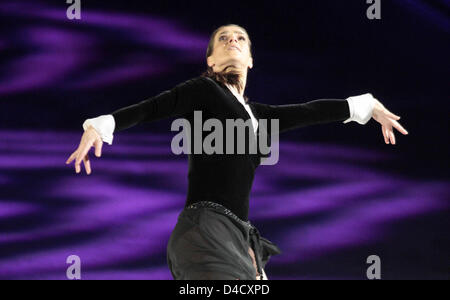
left=166, top=201, right=282, bottom=280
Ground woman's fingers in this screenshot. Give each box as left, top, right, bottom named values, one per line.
left=385, top=109, right=401, bottom=120
left=75, top=144, right=92, bottom=173
left=384, top=127, right=390, bottom=144
left=83, top=154, right=91, bottom=175
left=389, top=129, right=396, bottom=145
left=94, top=138, right=103, bottom=157
left=383, top=124, right=396, bottom=145
left=382, top=126, right=389, bottom=144
left=390, top=119, right=409, bottom=135
left=74, top=151, right=84, bottom=173
left=75, top=161, right=81, bottom=173
left=374, top=101, right=408, bottom=145
left=382, top=119, right=408, bottom=146
left=75, top=139, right=93, bottom=166
left=67, top=130, right=104, bottom=174
left=75, top=148, right=89, bottom=174
left=66, top=150, right=77, bottom=165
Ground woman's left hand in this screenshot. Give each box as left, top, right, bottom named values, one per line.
left=372, top=99, right=409, bottom=145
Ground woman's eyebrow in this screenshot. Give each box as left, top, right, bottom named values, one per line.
left=218, top=31, right=246, bottom=36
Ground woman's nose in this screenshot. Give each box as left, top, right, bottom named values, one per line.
left=228, top=35, right=238, bottom=43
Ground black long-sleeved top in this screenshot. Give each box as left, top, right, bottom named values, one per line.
left=111, top=76, right=350, bottom=221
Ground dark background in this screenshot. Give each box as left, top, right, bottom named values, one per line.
left=0, top=0, right=448, bottom=279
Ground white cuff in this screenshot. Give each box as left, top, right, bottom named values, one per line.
left=82, top=114, right=115, bottom=145
left=343, top=93, right=376, bottom=125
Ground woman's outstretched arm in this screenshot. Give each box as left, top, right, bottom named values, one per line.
left=250, top=93, right=408, bottom=143
left=250, top=98, right=351, bottom=134
left=85, top=76, right=208, bottom=144
left=66, top=76, right=208, bottom=174
left=251, top=93, right=408, bottom=144
left=111, top=76, right=208, bottom=132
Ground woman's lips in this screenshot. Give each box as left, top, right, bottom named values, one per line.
left=227, top=46, right=241, bottom=52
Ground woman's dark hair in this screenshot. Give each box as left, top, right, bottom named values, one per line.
left=201, top=24, right=253, bottom=103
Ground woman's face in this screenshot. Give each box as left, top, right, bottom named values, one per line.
left=207, top=25, right=253, bottom=73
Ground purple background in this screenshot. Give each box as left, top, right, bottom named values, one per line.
left=0, top=0, right=448, bottom=279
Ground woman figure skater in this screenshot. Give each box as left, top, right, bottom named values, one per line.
left=65, top=24, right=408, bottom=280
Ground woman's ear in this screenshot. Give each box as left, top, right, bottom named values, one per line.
left=248, top=57, right=253, bottom=69
left=207, top=57, right=215, bottom=68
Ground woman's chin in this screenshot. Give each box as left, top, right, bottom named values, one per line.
left=222, top=66, right=241, bottom=73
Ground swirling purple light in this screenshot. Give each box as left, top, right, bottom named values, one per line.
left=0, top=130, right=448, bottom=279
left=0, top=1, right=208, bottom=95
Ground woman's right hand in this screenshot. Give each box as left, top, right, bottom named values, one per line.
left=66, top=125, right=103, bottom=175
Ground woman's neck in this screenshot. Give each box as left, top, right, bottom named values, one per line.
left=224, top=67, right=247, bottom=97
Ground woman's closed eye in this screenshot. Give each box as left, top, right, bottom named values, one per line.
left=219, top=35, right=246, bottom=41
